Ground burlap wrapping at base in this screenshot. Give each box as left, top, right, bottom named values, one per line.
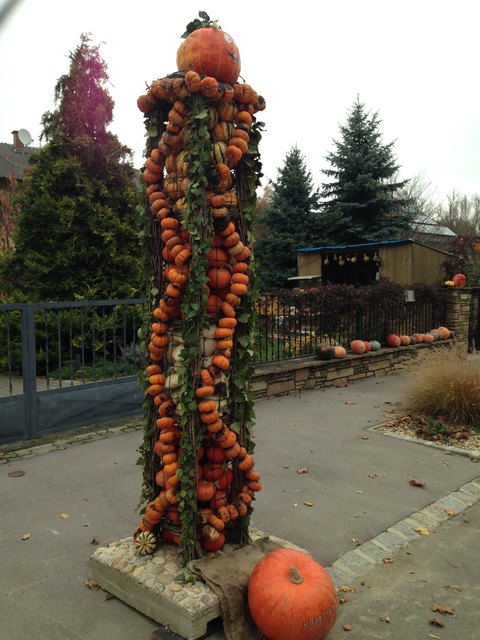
left=190, top=536, right=281, bottom=640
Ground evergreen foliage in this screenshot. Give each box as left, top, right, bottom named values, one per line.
left=0, top=34, right=146, bottom=302
left=255, top=147, right=321, bottom=290
left=320, top=99, right=412, bottom=245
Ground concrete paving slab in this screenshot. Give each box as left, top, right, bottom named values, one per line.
left=328, top=501, right=480, bottom=639
left=250, top=375, right=480, bottom=565
left=1, top=371, right=479, bottom=639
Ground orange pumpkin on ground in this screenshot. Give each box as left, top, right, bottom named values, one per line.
left=333, top=346, right=346, bottom=359
left=422, top=333, right=435, bottom=344
left=399, top=335, right=411, bottom=346
left=412, top=333, right=424, bottom=343
left=248, top=548, right=338, bottom=640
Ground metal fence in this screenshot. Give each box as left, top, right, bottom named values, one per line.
left=0, top=299, right=146, bottom=444
left=469, top=287, right=480, bottom=352
left=0, top=289, right=449, bottom=443
left=254, top=289, right=447, bottom=363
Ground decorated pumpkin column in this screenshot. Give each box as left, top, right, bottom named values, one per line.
left=133, top=12, right=265, bottom=564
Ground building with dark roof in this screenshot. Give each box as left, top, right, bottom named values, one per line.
left=0, top=130, right=39, bottom=187
left=294, top=238, right=451, bottom=287
left=409, top=215, right=456, bottom=253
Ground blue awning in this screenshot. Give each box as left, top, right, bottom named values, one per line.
left=298, top=239, right=412, bottom=252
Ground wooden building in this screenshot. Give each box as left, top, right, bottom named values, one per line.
left=294, top=239, right=450, bottom=288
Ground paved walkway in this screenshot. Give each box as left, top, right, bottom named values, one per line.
left=1, top=372, right=479, bottom=639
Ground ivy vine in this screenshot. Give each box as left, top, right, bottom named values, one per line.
left=176, top=93, right=213, bottom=564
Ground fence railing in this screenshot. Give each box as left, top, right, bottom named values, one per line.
left=254, top=288, right=447, bottom=364
left=0, top=287, right=454, bottom=443
left=1, top=290, right=450, bottom=393
left=0, top=299, right=147, bottom=399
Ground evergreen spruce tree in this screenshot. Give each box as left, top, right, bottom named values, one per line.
left=319, top=99, right=412, bottom=245
left=256, top=147, right=321, bottom=290
left=0, top=34, right=145, bottom=301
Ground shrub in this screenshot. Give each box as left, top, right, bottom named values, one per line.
left=405, top=346, right=480, bottom=427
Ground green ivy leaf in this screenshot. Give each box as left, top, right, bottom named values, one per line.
left=238, top=335, right=251, bottom=347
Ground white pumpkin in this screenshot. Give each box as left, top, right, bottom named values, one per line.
left=165, top=372, right=181, bottom=391
left=202, top=337, right=217, bottom=357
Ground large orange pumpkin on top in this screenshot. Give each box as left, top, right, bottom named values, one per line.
left=248, top=548, right=338, bottom=640
left=177, top=26, right=241, bottom=85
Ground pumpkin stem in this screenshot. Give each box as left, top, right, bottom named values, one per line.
left=289, top=565, right=304, bottom=585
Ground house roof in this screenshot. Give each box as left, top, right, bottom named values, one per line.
left=297, top=238, right=451, bottom=256
left=0, top=142, right=39, bottom=180
left=412, top=218, right=456, bottom=237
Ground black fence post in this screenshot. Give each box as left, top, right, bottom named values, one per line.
left=21, top=304, right=38, bottom=439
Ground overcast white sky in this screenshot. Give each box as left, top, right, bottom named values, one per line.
left=1, top=0, right=478, bottom=204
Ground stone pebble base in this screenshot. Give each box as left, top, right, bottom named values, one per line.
left=88, top=481, right=480, bottom=639
left=88, top=528, right=305, bottom=640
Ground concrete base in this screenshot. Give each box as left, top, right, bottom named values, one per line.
left=88, top=528, right=304, bottom=640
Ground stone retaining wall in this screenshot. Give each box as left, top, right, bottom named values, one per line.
left=251, top=341, right=451, bottom=400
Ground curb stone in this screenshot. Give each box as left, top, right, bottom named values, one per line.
left=325, top=477, right=480, bottom=588
left=368, top=423, right=480, bottom=460
left=0, top=420, right=143, bottom=463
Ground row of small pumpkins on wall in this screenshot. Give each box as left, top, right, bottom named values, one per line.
left=316, top=326, right=451, bottom=360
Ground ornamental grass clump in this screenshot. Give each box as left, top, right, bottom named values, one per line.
left=405, top=346, right=480, bottom=428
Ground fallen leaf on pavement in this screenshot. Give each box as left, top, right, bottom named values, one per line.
left=21, top=533, right=31, bottom=540
left=351, top=538, right=359, bottom=544
left=342, top=623, right=353, bottom=631
left=296, top=467, right=308, bottom=474
left=59, top=513, right=69, bottom=519
left=345, top=401, right=356, bottom=405
left=383, top=557, right=394, bottom=564
left=429, top=619, right=445, bottom=628
left=283, top=464, right=289, bottom=469
left=379, top=615, right=390, bottom=623
left=303, top=501, right=313, bottom=507
left=292, top=503, right=298, bottom=508
left=8, top=470, right=25, bottom=477
left=432, top=603, right=455, bottom=615
left=415, top=527, right=430, bottom=536
left=409, top=479, right=426, bottom=488
left=368, top=474, right=378, bottom=478
left=104, top=592, right=116, bottom=601
left=443, top=583, right=462, bottom=592
left=90, top=537, right=100, bottom=545
left=361, top=435, right=369, bottom=440
left=84, top=579, right=99, bottom=591
left=444, top=509, right=457, bottom=517
left=428, top=634, right=441, bottom=639
left=339, top=585, right=356, bottom=592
